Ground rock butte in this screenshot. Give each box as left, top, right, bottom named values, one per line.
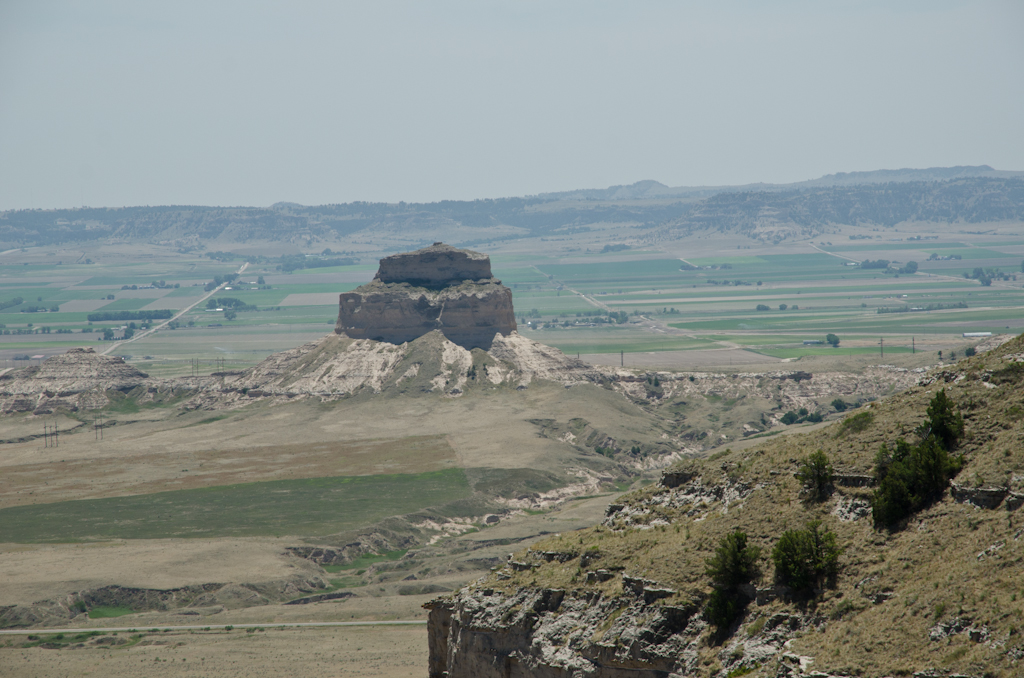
left=335, top=243, right=517, bottom=350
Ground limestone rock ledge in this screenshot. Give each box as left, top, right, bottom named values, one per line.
left=336, top=243, right=516, bottom=350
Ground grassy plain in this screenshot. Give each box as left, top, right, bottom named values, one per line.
left=0, top=469, right=471, bottom=543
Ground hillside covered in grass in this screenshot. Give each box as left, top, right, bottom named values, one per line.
left=428, top=333, right=1024, bottom=678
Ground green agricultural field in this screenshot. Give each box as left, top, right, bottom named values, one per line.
left=0, top=238, right=1020, bottom=363
left=88, top=606, right=136, bottom=619
left=0, top=468, right=472, bottom=542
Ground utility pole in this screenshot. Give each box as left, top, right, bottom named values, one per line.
left=912, top=337, right=915, bottom=354
left=620, top=350, right=624, bottom=367
left=53, top=422, right=58, bottom=448
left=879, top=337, right=884, bottom=357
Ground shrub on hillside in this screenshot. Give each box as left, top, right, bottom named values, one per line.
left=772, top=520, right=842, bottom=593
left=704, top=531, right=761, bottom=631
left=871, top=437, right=963, bottom=529
left=838, top=410, right=873, bottom=436
left=870, top=389, right=966, bottom=529
left=796, top=450, right=833, bottom=502
left=920, top=389, right=964, bottom=451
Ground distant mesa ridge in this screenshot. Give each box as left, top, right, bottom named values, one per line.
left=335, top=242, right=517, bottom=350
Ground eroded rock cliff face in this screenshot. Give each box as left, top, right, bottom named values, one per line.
left=426, top=586, right=706, bottom=678
left=336, top=243, right=516, bottom=350
left=186, top=329, right=604, bottom=408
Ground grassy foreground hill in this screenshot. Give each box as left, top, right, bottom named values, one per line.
left=431, top=333, right=1024, bottom=678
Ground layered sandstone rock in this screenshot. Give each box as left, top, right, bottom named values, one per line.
left=375, top=242, right=492, bottom=286
left=0, top=347, right=152, bottom=414
left=336, top=243, right=516, bottom=350
left=187, top=330, right=603, bottom=408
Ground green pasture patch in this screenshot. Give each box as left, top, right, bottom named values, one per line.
left=323, top=549, right=409, bottom=571
left=327, top=576, right=366, bottom=589
left=0, top=287, right=61, bottom=303
left=0, top=312, right=90, bottom=326
left=88, top=606, right=136, bottom=619
left=96, top=298, right=162, bottom=311
left=536, top=259, right=689, bottom=283
left=704, top=334, right=817, bottom=346
left=0, top=469, right=471, bottom=543
left=79, top=276, right=166, bottom=287
left=922, top=248, right=1014, bottom=260
left=825, top=242, right=965, bottom=252
left=685, top=256, right=765, bottom=266
left=48, top=289, right=117, bottom=301
left=165, top=286, right=209, bottom=297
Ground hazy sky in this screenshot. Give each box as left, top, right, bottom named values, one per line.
left=1, top=1, right=1022, bottom=210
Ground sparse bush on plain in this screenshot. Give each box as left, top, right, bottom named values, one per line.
left=831, top=398, right=847, bottom=412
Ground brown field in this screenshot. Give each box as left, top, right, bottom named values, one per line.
left=0, top=625, right=428, bottom=678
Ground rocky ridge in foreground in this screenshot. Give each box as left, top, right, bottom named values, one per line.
left=428, top=333, right=1024, bottom=678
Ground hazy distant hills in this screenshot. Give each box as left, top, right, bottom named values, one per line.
left=1, top=168, right=1022, bottom=249
left=536, top=165, right=1024, bottom=201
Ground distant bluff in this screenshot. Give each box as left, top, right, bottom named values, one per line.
left=336, top=243, right=517, bottom=350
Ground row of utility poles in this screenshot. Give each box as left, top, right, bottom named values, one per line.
left=190, top=357, right=227, bottom=376
left=876, top=337, right=916, bottom=357
left=42, top=417, right=107, bottom=447
left=42, top=357, right=230, bottom=446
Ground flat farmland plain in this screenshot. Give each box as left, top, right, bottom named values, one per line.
left=0, top=231, right=1019, bottom=369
